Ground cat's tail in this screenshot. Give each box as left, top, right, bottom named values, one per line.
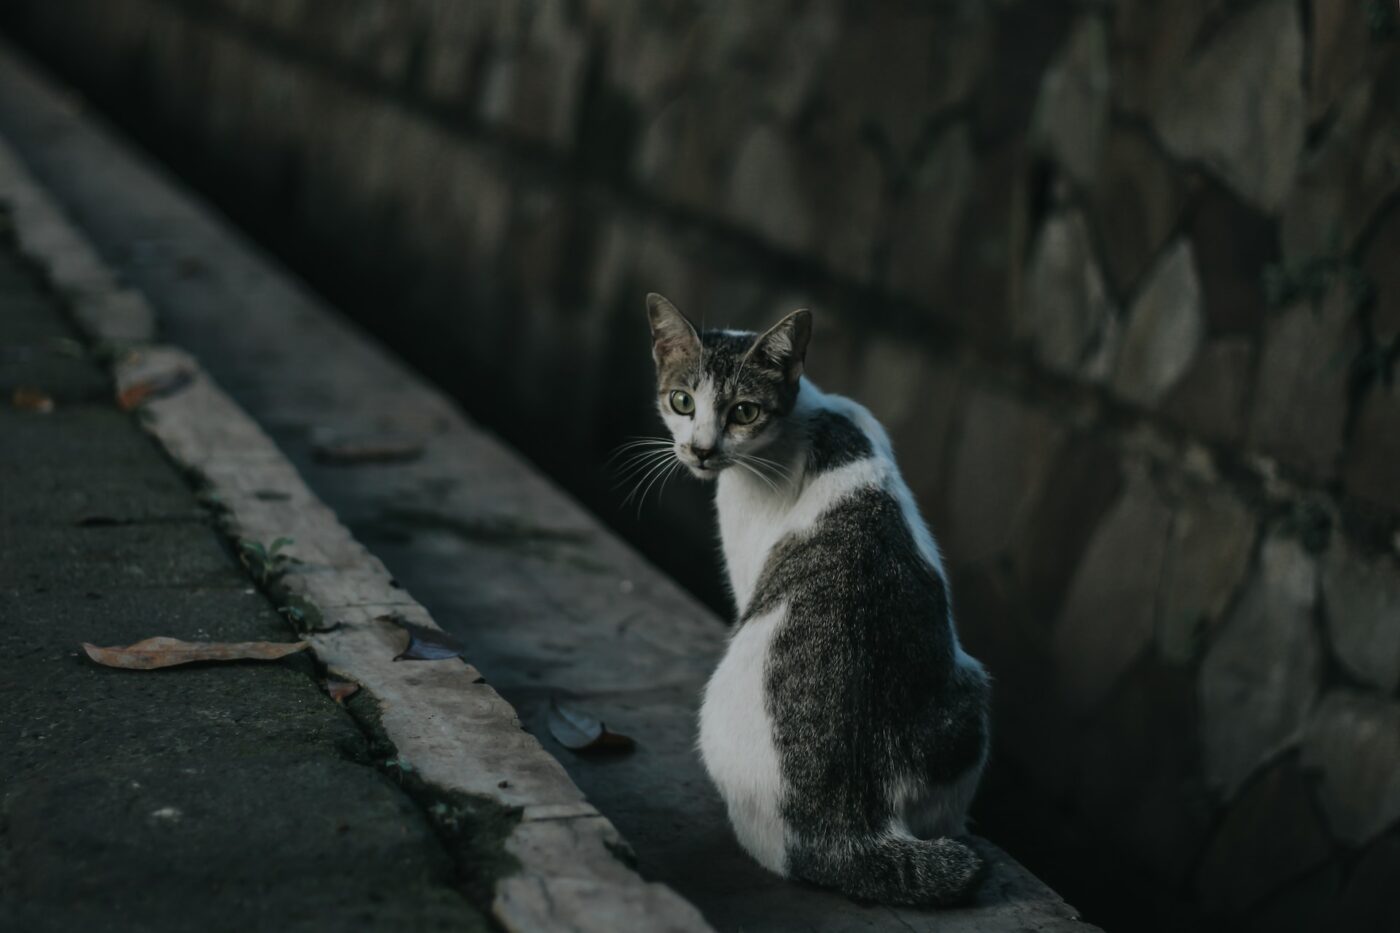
left=797, top=834, right=986, bottom=907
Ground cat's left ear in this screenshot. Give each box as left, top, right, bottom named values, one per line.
left=748, top=308, right=812, bottom=385
left=646, top=293, right=701, bottom=368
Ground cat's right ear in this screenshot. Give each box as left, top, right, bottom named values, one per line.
left=646, top=293, right=701, bottom=369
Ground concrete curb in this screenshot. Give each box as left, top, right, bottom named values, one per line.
left=0, top=132, right=713, bottom=933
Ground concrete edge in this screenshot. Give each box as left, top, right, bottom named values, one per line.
left=0, top=134, right=715, bottom=933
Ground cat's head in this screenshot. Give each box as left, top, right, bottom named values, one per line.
left=646, top=293, right=811, bottom=480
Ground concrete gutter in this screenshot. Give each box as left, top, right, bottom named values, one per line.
left=0, top=127, right=713, bottom=933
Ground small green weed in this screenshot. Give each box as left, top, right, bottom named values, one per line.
left=238, top=536, right=294, bottom=586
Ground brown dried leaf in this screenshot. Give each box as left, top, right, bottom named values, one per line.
left=117, top=370, right=194, bottom=411
left=81, top=636, right=308, bottom=670
left=324, top=677, right=360, bottom=704
left=547, top=698, right=636, bottom=755
left=12, top=387, right=54, bottom=413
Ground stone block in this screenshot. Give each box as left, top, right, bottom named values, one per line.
left=1076, top=664, right=1213, bottom=888
left=636, top=92, right=748, bottom=213
left=1281, top=75, right=1400, bottom=262
left=947, top=387, right=1063, bottom=564
left=599, top=10, right=687, bottom=116
left=944, top=139, right=1029, bottom=340
left=886, top=124, right=975, bottom=307
left=1111, top=240, right=1204, bottom=406
left=1301, top=691, right=1400, bottom=845
left=1361, top=204, right=1400, bottom=346
left=1151, top=0, right=1305, bottom=212
left=723, top=121, right=883, bottom=281
left=1194, top=759, right=1332, bottom=914
left=1200, top=534, right=1321, bottom=796
left=1015, top=437, right=1124, bottom=615
left=1016, top=211, right=1119, bottom=382
left=820, top=4, right=989, bottom=158
left=808, top=127, right=885, bottom=282
left=1244, top=863, right=1343, bottom=933
left=1090, top=127, right=1183, bottom=295
left=1110, top=0, right=1213, bottom=114
left=324, top=0, right=419, bottom=86
left=478, top=4, right=590, bottom=150
left=1309, top=0, right=1388, bottom=122
left=1323, top=538, right=1400, bottom=693
left=1189, top=182, right=1276, bottom=336
left=419, top=3, right=496, bottom=107
left=1030, top=16, right=1110, bottom=185
left=724, top=123, right=809, bottom=256
left=855, top=337, right=936, bottom=433
left=1248, top=284, right=1360, bottom=479
left=1344, top=377, right=1400, bottom=512
left=1162, top=338, right=1255, bottom=445
left=872, top=349, right=962, bottom=522
left=1157, top=487, right=1256, bottom=664
left=1336, top=835, right=1400, bottom=933
left=972, top=1, right=1071, bottom=140
left=1053, top=467, right=1173, bottom=709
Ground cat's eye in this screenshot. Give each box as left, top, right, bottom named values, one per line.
left=729, top=402, right=760, bottom=425
left=669, top=390, right=695, bottom=416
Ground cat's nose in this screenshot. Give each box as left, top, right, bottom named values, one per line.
left=691, top=444, right=715, bottom=464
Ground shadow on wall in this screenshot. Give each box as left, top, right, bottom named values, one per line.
left=4, top=0, right=1400, bottom=930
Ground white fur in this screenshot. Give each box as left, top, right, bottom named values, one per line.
left=658, top=375, right=722, bottom=456
left=698, top=606, right=789, bottom=873
left=697, top=378, right=982, bottom=874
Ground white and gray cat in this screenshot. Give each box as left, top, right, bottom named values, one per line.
left=645, top=293, right=991, bottom=906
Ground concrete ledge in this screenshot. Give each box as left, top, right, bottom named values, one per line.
left=0, top=131, right=713, bottom=933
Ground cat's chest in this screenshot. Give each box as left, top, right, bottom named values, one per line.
left=715, top=476, right=804, bottom=615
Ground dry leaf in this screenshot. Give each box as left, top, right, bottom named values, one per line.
left=118, top=370, right=194, bottom=411
left=312, top=434, right=424, bottom=465
left=324, top=677, right=360, bottom=704
left=383, top=615, right=464, bottom=661
left=81, top=636, right=309, bottom=670
left=12, top=387, right=54, bottom=413
left=547, top=698, right=636, bottom=755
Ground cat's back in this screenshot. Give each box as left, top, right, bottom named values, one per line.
left=743, top=392, right=951, bottom=635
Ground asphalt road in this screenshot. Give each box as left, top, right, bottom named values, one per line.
left=0, top=234, right=493, bottom=933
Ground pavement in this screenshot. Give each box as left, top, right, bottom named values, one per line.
left=0, top=230, right=497, bottom=932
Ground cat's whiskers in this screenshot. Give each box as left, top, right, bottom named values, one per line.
left=621, top=451, right=679, bottom=508
left=735, top=453, right=792, bottom=491
left=656, top=457, right=685, bottom=501
left=739, top=452, right=792, bottom=479
left=734, top=457, right=782, bottom=495
left=607, top=437, right=674, bottom=465
left=635, top=458, right=684, bottom=517
left=612, top=448, right=676, bottom=488
left=613, top=445, right=672, bottom=474
left=613, top=443, right=673, bottom=468
left=614, top=458, right=673, bottom=493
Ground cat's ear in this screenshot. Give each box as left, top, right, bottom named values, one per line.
left=646, top=293, right=701, bottom=368
left=748, top=308, right=812, bottom=384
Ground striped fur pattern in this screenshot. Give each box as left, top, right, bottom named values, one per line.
left=645, top=294, right=991, bottom=906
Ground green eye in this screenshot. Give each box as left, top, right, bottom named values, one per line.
left=669, top=390, right=695, bottom=415
left=730, top=402, right=760, bottom=425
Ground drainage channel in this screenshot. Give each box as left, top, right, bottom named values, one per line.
left=0, top=42, right=1094, bottom=933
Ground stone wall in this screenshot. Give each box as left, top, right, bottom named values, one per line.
left=3, top=0, right=1398, bottom=929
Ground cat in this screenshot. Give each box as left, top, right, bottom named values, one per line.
left=645, top=293, right=991, bottom=906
